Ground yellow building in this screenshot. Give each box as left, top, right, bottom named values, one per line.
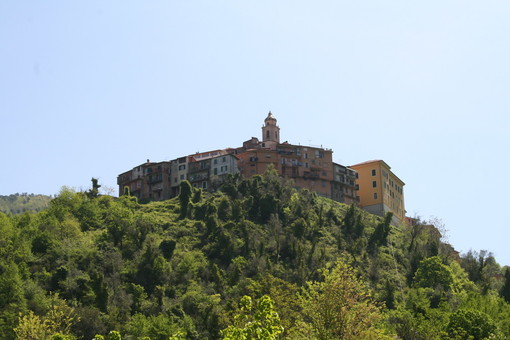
left=350, top=160, right=405, bottom=224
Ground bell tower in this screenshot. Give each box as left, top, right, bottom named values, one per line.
left=262, top=111, right=280, bottom=144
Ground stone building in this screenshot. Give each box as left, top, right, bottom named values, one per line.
left=236, top=112, right=357, bottom=203
left=118, top=152, right=240, bottom=202
left=117, top=160, right=172, bottom=202
left=117, top=112, right=405, bottom=218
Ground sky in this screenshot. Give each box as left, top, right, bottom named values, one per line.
left=1, top=1, right=509, bottom=265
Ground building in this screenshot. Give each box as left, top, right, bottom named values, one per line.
left=188, top=151, right=240, bottom=191
left=117, top=112, right=406, bottom=217
left=236, top=112, right=356, bottom=202
left=117, top=160, right=172, bottom=201
left=332, top=162, right=358, bottom=204
left=350, top=160, right=405, bottom=224
left=118, top=152, right=240, bottom=202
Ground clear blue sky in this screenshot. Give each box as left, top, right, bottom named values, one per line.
left=1, top=2, right=509, bottom=266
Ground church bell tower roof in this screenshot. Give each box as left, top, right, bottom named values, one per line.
left=265, top=111, right=276, bottom=122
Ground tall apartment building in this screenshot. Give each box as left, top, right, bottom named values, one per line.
left=350, top=160, right=405, bottom=224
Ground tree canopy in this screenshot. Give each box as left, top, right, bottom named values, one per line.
left=1, top=173, right=509, bottom=339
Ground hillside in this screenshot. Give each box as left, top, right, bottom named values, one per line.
left=0, top=193, right=52, bottom=214
left=1, top=170, right=510, bottom=339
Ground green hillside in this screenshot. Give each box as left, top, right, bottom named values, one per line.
left=1, top=170, right=509, bottom=339
left=0, top=193, right=52, bottom=214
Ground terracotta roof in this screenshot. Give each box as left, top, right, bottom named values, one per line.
left=350, top=159, right=384, bottom=167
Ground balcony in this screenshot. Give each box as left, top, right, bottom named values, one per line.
left=147, top=176, right=163, bottom=184
left=303, top=171, right=319, bottom=179
left=189, top=173, right=209, bottom=182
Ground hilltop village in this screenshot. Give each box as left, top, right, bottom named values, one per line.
left=118, top=112, right=406, bottom=224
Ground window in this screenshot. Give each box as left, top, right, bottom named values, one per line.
left=222, top=157, right=226, bottom=162
left=374, top=193, right=378, bottom=199
left=372, top=169, right=376, bottom=176
left=372, top=181, right=377, bottom=188
left=178, top=164, right=186, bottom=171
left=304, top=153, right=308, bottom=159
left=266, top=130, right=270, bottom=139
left=214, top=168, right=218, bottom=175
left=202, top=181, right=207, bottom=189
left=305, top=162, right=309, bottom=168
left=180, top=174, right=185, bottom=180
left=214, top=159, right=218, bottom=165
left=355, top=184, right=359, bottom=190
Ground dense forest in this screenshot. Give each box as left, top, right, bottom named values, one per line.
left=1, top=169, right=510, bottom=339
left=0, top=193, right=52, bottom=215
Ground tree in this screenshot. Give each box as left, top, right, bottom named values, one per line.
left=14, top=301, right=78, bottom=340
left=87, top=178, right=101, bottom=199
left=178, top=180, right=193, bottom=219
left=368, top=212, right=393, bottom=254
left=221, top=295, right=283, bottom=340
left=301, top=260, right=393, bottom=340
left=461, top=250, right=500, bottom=294
left=413, top=256, right=454, bottom=292
left=445, top=309, right=498, bottom=340
left=501, top=267, right=510, bottom=303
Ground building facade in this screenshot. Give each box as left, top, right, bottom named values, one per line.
left=350, top=160, right=405, bottom=224
left=235, top=112, right=357, bottom=202
left=117, top=160, right=172, bottom=202
left=117, top=112, right=406, bottom=220
left=332, top=162, right=358, bottom=204
left=118, top=152, right=240, bottom=202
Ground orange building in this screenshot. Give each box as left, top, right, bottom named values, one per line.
left=236, top=112, right=356, bottom=201
left=117, top=111, right=358, bottom=206
left=350, top=160, right=405, bottom=224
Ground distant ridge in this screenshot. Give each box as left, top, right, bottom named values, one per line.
left=0, top=193, right=52, bottom=214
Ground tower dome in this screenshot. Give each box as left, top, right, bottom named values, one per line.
left=262, top=111, right=280, bottom=144
left=265, top=111, right=277, bottom=124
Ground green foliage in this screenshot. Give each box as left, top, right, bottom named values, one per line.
left=368, top=212, right=393, bottom=254
left=14, top=301, right=78, bottom=340
left=108, top=330, right=122, bottom=340
left=0, top=193, right=52, bottom=214
left=445, top=309, right=498, bottom=340
left=501, top=267, right=510, bottom=303
left=221, top=295, right=283, bottom=340
left=301, top=260, right=393, bottom=339
left=178, top=180, right=193, bottom=219
left=413, top=256, right=454, bottom=291
left=1, top=178, right=509, bottom=339
left=87, top=178, right=102, bottom=199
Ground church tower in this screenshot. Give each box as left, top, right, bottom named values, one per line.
left=262, top=111, right=280, bottom=144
